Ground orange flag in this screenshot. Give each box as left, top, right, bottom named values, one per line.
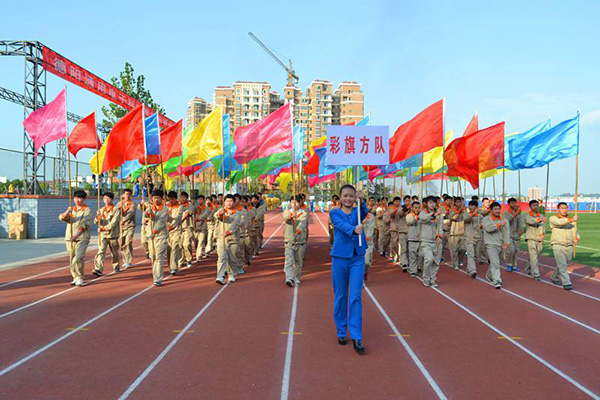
left=102, top=105, right=145, bottom=172
left=68, top=111, right=101, bottom=158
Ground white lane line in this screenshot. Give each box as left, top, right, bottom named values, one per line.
left=118, top=284, right=229, bottom=400
left=315, top=211, right=447, bottom=399
left=501, top=263, right=600, bottom=303
left=0, top=247, right=145, bottom=320
left=0, top=243, right=142, bottom=289
left=365, top=285, right=447, bottom=399
left=119, top=221, right=285, bottom=399
left=431, top=285, right=600, bottom=400
left=443, top=263, right=600, bottom=336
left=280, top=271, right=299, bottom=400
left=516, top=254, right=600, bottom=283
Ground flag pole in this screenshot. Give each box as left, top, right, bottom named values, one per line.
left=544, top=164, right=550, bottom=213
left=420, top=157, right=424, bottom=200
left=356, top=164, right=362, bottom=247
left=409, top=167, right=412, bottom=198
left=65, top=86, right=73, bottom=240
left=95, top=113, right=101, bottom=248
left=502, top=169, right=506, bottom=206
left=574, top=154, right=579, bottom=256
left=517, top=170, right=522, bottom=211
left=492, top=175, right=496, bottom=200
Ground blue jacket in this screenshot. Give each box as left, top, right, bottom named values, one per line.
left=330, top=203, right=369, bottom=258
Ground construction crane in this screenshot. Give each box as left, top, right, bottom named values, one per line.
left=248, top=32, right=299, bottom=87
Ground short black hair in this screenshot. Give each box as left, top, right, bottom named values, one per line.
left=482, top=197, right=490, bottom=202
left=74, top=190, right=87, bottom=199
left=295, top=194, right=303, bottom=202
left=393, top=196, right=401, bottom=202
left=412, top=201, right=420, bottom=206
left=412, top=195, right=419, bottom=200
left=490, top=201, right=501, bottom=210
left=224, top=194, right=234, bottom=201
left=340, top=184, right=356, bottom=196
left=471, top=195, right=479, bottom=201
left=103, top=192, right=114, bottom=200
left=454, top=196, right=463, bottom=201
left=233, top=193, right=241, bottom=200
left=508, top=197, right=517, bottom=204
left=152, top=189, right=164, bottom=197
left=197, top=194, right=205, bottom=200
left=468, top=200, right=478, bottom=207
left=529, top=199, right=538, bottom=206
left=403, top=195, right=411, bottom=201
left=369, top=196, right=375, bottom=201
left=123, top=188, right=132, bottom=194
left=218, top=193, right=223, bottom=197
left=181, top=191, right=189, bottom=198
left=557, top=201, right=568, bottom=208
left=167, top=191, right=178, bottom=199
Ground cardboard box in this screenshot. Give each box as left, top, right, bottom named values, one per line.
left=8, top=231, right=26, bottom=240
left=7, top=213, right=28, bottom=224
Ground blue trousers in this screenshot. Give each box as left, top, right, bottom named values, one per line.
left=331, top=254, right=365, bottom=340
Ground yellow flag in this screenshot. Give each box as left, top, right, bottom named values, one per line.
left=309, top=136, right=327, bottom=156
left=479, top=168, right=507, bottom=179
left=89, top=138, right=108, bottom=175
left=182, top=107, right=223, bottom=167
left=277, top=172, right=292, bottom=193
left=445, top=129, right=454, bottom=147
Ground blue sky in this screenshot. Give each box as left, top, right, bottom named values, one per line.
left=1, top=0, right=599, bottom=195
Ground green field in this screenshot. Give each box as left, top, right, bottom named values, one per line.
left=520, top=213, right=600, bottom=268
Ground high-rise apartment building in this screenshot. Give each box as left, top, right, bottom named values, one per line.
left=334, top=81, right=364, bottom=126
left=185, top=97, right=212, bottom=129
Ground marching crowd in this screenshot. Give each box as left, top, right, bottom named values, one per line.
left=331, top=193, right=580, bottom=290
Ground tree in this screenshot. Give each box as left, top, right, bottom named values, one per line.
left=101, top=62, right=166, bottom=131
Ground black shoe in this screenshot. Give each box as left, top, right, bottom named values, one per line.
left=113, top=267, right=120, bottom=273
left=338, top=337, right=347, bottom=345
left=352, top=339, right=365, bottom=354
left=170, top=270, right=178, bottom=276
left=410, top=272, right=416, bottom=278
left=533, top=276, right=541, bottom=281
left=550, top=277, right=561, bottom=286
left=563, top=284, right=573, bottom=291
left=470, top=272, right=477, bottom=279
left=92, top=270, right=103, bottom=277
left=285, top=280, right=294, bottom=287
left=402, top=265, right=408, bottom=272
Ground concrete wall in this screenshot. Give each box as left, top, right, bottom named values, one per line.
left=0, top=196, right=142, bottom=239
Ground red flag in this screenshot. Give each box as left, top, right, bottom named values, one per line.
left=143, top=119, right=183, bottom=165
left=23, top=88, right=68, bottom=155
left=445, top=122, right=505, bottom=189
left=233, top=103, right=293, bottom=164
left=68, top=111, right=100, bottom=158
left=304, top=152, right=321, bottom=175
left=389, top=99, right=444, bottom=163
left=463, top=113, right=479, bottom=137
left=443, top=113, right=478, bottom=175
left=102, top=105, right=145, bottom=172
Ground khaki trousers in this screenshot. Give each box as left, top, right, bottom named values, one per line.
left=421, top=241, right=439, bottom=284
left=195, top=230, right=207, bottom=261
left=504, top=238, right=520, bottom=266
left=284, top=242, right=306, bottom=281
left=179, top=228, right=194, bottom=264
left=398, top=232, right=408, bottom=266
left=390, top=230, right=399, bottom=261
left=379, top=230, right=390, bottom=255
left=449, top=235, right=465, bottom=268
left=67, top=239, right=89, bottom=280
left=149, top=234, right=167, bottom=283
left=94, top=237, right=120, bottom=273
left=120, top=228, right=135, bottom=265
left=551, top=244, right=573, bottom=285
left=141, top=223, right=150, bottom=258
left=216, top=240, right=239, bottom=278
left=525, top=240, right=543, bottom=278
left=167, top=231, right=181, bottom=272
left=465, top=240, right=481, bottom=275
left=372, top=228, right=379, bottom=253
left=206, top=225, right=215, bottom=254
left=408, top=241, right=422, bottom=274
left=485, top=244, right=503, bottom=285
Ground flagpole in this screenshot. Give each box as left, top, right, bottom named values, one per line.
left=517, top=170, right=522, bottom=211
left=492, top=175, right=496, bottom=200
left=482, top=178, right=486, bottom=199
left=544, top=164, right=550, bottom=213
left=502, top=169, right=506, bottom=206
left=574, top=155, right=579, bottom=256
left=409, top=167, right=412, bottom=198
left=64, top=86, right=74, bottom=239
left=95, top=112, right=101, bottom=249
left=420, top=157, right=424, bottom=200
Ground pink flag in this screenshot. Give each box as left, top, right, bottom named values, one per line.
left=308, top=173, right=336, bottom=188
left=233, top=103, right=293, bottom=164
left=23, top=88, right=68, bottom=155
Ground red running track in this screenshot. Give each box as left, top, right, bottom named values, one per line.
left=0, top=210, right=598, bottom=399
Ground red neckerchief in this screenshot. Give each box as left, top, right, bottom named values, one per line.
left=453, top=206, right=462, bottom=214
left=443, top=203, right=451, bottom=213
left=120, top=200, right=132, bottom=213
left=168, top=201, right=180, bottom=211
left=102, top=204, right=115, bottom=218
left=181, top=201, right=190, bottom=208
left=469, top=209, right=479, bottom=217
left=491, top=214, right=502, bottom=222
left=71, top=204, right=87, bottom=216
left=411, top=211, right=419, bottom=221
left=507, top=207, right=519, bottom=217
left=529, top=210, right=540, bottom=217
left=426, top=208, right=437, bottom=221
left=237, top=205, right=243, bottom=211
left=152, top=204, right=164, bottom=212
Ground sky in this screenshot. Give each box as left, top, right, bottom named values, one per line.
left=1, top=0, right=599, bottom=195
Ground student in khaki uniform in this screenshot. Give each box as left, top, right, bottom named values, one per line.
left=448, top=197, right=467, bottom=270
left=118, top=188, right=136, bottom=268
left=194, top=195, right=210, bottom=261
left=145, top=190, right=169, bottom=286
left=368, top=197, right=378, bottom=253
left=94, top=192, right=121, bottom=275
left=463, top=200, right=482, bottom=278
left=524, top=199, right=546, bottom=280
left=398, top=196, right=410, bottom=271
left=406, top=201, right=422, bottom=278
left=166, top=191, right=182, bottom=275
left=252, top=194, right=265, bottom=254
left=376, top=198, right=388, bottom=256
left=240, top=196, right=256, bottom=268
left=178, top=191, right=195, bottom=268
left=380, top=202, right=392, bottom=257
left=503, top=197, right=523, bottom=272
left=234, top=194, right=247, bottom=273
left=478, top=197, right=491, bottom=263
left=482, top=202, right=510, bottom=289
left=215, top=194, right=241, bottom=284
left=205, top=196, right=217, bottom=256
left=389, top=197, right=401, bottom=264
left=549, top=202, right=579, bottom=290
left=363, top=205, right=376, bottom=282
left=138, top=198, right=151, bottom=259
left=283, top=195, right=309, bottom=287
left=439, top=195, right=453, bottom=263
left=59, top=190, right=92, bottom=286
left=419, top=197, right=442, bottom=287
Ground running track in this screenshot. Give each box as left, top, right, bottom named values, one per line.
left=0, top=211, right=598, bottom=399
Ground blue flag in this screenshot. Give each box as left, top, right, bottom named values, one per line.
left=144, top=113, right=160, bottom=156
left=214, top=114, right=242, bottom=179
left=121, top=159, right=142, bottom=178
left=506, top=114, right=579, bottom=170
left=293, top=125, right=305, bottom=163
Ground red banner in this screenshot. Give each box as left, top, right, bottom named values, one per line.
left=41, top=46, right=174, bottom=128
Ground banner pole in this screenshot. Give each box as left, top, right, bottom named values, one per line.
left=492, top=175, right=496, bottom=200
left=517, top=170, right=522, bottom=211
left=420, top=158, right=424, bottom=200
left=545, top=164, right=550, bottom=213
left=502, top=169, right=506, bottom=206
left=356, top=165, right=362, bottom=246
left=574, top=155, right=579, bottom=256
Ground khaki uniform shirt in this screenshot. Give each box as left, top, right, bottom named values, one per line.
left=60, top=204, right=92, bottom=241
left=550, top=215, right=577, bottom=246
left=283, top=209, right=308, bottom=244
left=524, top=210, right=545, bottom=242
left=463, top=211, right=482, bottom=243
left=482, top=214, right=510, bottom=246
left=418, top=210, right=442, bottom=243
left=148, top=204, right=169, bottom=239
left=179, top=201, right=195, bottom=232
left=449, top=206, right=466, bottom=237
left=96, top=205, right=120, bottom=239
left=118, top=200, right=136, bottom=232
left=504, top=208, right=523, bottom=240
left=407, top=211, right=420, bottom=242
left=215, top=208, right=241, bottom=245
